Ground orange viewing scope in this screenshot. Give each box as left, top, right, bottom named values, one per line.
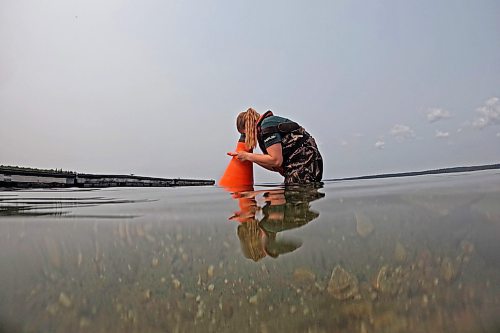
left=219, top=141, right=254, bottom=188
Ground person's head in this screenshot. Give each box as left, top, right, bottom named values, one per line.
left=237, top=220, right=266, bottom=261
left=236, top=108, right=260, bottom=150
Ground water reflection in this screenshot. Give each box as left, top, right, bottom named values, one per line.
left=0, top=175, right=499, bottom=332
left=226, top=185, right=325, bottom=261
left=0, top=193, right=148, bottom=218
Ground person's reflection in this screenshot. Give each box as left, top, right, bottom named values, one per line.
left=227, top=184, right=325, bottom=261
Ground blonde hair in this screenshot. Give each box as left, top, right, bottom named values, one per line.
left=236, top=108, right=260, bottom=150
left=237, top=220, right=266, bottom=261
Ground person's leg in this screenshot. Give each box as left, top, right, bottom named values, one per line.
left=284, top=147, right=321, bottom=184
left=313, top=153, right=323, bottom=182
left=282, top=128, right=323, bottom=184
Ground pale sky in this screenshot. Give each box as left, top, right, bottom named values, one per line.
left=1, top=0, right=499, bottom=182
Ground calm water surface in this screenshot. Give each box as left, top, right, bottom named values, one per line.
left=1, top=171, right=499, bottom=333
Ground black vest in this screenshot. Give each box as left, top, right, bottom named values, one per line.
left=256, top=111, right=309, bottom=162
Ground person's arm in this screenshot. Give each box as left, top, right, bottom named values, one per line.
left=228, top=143, right=283, bottom=170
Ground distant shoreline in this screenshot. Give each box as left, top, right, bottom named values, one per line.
left=1, top=163, right=498, bottom=189
left=325, top=163, right=500, bottom=182
left=0, top=165, right=215, bottom=188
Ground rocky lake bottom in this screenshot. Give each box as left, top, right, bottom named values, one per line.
left=0, top=170, right=499, bottom=333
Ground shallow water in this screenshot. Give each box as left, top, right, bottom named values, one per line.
left=1, top=171, right=499, bottom=333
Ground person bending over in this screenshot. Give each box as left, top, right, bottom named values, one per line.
left=228, top=108, right=323, bottom=184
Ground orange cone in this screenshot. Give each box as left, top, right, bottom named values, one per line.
left=219, top=141, right=254, bottom=189
left=228, top=186, right=257, bottom=223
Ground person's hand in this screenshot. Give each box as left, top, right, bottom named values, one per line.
left=227, top=151, right=250, bottom=162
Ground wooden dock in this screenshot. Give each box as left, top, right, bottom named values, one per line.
left=0, top=166, right=215, bottom=188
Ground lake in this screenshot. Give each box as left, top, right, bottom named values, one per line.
left=1, top=170, right=499, bottom=333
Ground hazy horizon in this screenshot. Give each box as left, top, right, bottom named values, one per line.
left=1, top=0, right=499, bottom=183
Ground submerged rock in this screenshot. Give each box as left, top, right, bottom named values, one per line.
left=46, top=303, right=59, bottom=315
left=143, top=289, right=152, bottom=301
left=372, top=310, right=408, bottom=332
left=207, top=265, right=215, bottom=278
left=327, top=265, right=359, bottom=300
left=293, top=267, right=316, bottom=283
left=339, top=300, right=373, bottom=319
left=355, top=212, right=374, bottom=238
left=441, top=257, right=457, bottom=282
left=394, top=241, right=407, bottom=262
left=151, top=257, right=159, bottom=267
left=249, top=295, right=258, bottom=305
left=372, top=265, right=404, bottom=295
left=79, top=317, right=91, bottom=328
left=460, top=240, right=475, bottom=255
left=58, top=292, right=72, bottom=308
left=172, top=278, right=181, bottom=289
left=77, top=252, right=83, bottom=267
left=470, top=196, right=500, bottom=222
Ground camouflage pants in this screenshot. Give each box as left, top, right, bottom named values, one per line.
left=281, top=128, right=323, bottom=184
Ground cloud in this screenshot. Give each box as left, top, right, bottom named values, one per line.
left=374, top=140, right=385, bottom=149
left=426, top=108, right=451, bottom=123
left=472, top=97, right=500, bottom=129
left=390, top=124, right=415, bottom=139
left=435, top=130, right=450, bottom=138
